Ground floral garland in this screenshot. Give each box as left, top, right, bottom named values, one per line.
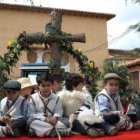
left=47, top=26, right=101, bottom=95
left=0, top=26, right=100, bottom=96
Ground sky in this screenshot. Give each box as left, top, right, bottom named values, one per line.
left=1, top=0, right=140, bottom=50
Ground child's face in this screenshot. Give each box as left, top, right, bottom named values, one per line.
left=6, top=90, right=19, bottom=101
left=104, top=79, right=119, bottom=94
left=39, top=80, right=53, bottom=98
left=85, top=84, right=91, bottom=91
left=73, top=83, right=83, bottom=91
left=20, top=86, right=32, bottom=97
left=52, top=81, right=62, bottom=92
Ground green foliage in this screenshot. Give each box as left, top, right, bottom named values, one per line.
left=127, top=22, right=140, bottom=33
left=126, top=0, right=140, bottom=4
left=125, top=1, right=140, bottom=34
left=0, top=42, right=31, bottom=100
left=132, top=48, right=140, bottom=54
left=47, top=61, right=60, bottom=74
left=0, top=26, right=100, bottom=100
left=48, top=26, right=100, bottom=96
left=102, top=59, right=140, bottom=118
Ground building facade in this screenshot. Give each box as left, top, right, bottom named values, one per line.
left=127, top=59, right=140, bottom=92
left=0, top=3, right=115, bottom=79
left=109, top=49, right=140, bottom=91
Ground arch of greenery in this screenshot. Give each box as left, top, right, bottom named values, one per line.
left=0, top=26, right=100, bottom=97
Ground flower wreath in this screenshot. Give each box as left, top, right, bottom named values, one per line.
left=0, top=26, right=100, bottom=96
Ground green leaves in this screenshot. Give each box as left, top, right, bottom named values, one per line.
left=101, top=58, right=140, bottom=110
left=0, top=26, right=100, bottom=100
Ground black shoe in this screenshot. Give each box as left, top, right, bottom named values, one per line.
left=13, top=128, right=21, bottom=138
left=28, top=128, right=36, bottom=137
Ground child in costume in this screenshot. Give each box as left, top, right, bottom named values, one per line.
left=52, top=74, right=63, bottom=95
left=58, top=73, right=118, bottom=138
left=27, top=72, right=70, bottom=137
left=0, top=80, right=27, bottom=138
left=17, top=77, right=36, bottom=100
left=125, top=97, right=139, bottom=128
left=95, top=73, right=140, bottom=131
left=83, top=79, right=92, bottom=92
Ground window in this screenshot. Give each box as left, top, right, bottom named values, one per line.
left=45, top=23, right=51, bottom=33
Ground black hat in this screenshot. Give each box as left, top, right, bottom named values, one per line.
left=3, top=80, right=21, bottom=91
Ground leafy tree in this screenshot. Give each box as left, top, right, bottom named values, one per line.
left=132, top=48, right=140, bottom=54
left=125, top=0, right=140, bottom=33
left=126, top=0, right=140, bottom=4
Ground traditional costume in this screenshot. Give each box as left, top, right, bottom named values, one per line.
left=27, top=92, right=69, bottom=137
left=0, top=95, right=27, bottom=138
left=58, top=89, right=103, bottom=130
left=95, top=89, right=133, bottom=130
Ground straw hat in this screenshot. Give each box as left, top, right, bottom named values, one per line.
left=104, top=73, right=122, bottom=81
left=17, top=78, right=37, bottom=89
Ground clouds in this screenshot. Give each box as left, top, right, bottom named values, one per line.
left=107, top=0, right=140, bottom=50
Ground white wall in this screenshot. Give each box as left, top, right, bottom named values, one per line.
left=35, top=49, right=70, bottom=72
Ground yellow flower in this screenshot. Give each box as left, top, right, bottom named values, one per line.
left=46, top=32, right=50, bottom=35
left=78, top=49, right=82, bottom=53
left=89, top=62, right=94, bottom=69
left=46, top=32, right=49, bottom=35
left=126, top=76, right=129, bottom=80
left=8, top=41, right=12, bottom=47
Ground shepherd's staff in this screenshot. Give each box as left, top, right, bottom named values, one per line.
left=54, top=125, right=61, bottom=140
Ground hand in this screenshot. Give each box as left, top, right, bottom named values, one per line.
left=6, top=118, right=16, bottom=124
left=49, top=117, right=58, bottom=125
left=0, top=116, right=3, bottom=122
left=45, top=118, right=51, bottom=123
left=0, top=116, right=10, bottom=123
left=124, top=115, right=130, bottom=121
left=119, top=114, right=130, bottom=121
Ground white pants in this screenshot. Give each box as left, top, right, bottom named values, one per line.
left=30, top=120, right=67, bottom=137
left=0, top=126, right=11, bottom=138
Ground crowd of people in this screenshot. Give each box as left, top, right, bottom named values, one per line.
left=0, top=72, right=140, bottom=138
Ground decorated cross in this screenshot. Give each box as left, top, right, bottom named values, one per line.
left=0, top=9, right=100, bottom=97
left=18, top=9, right=86, bottom=74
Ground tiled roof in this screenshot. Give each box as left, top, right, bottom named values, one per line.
left=109, top=49, right=140, bottom=58
left=126, top=58, right=140, bottom=67
left=0, top=3, right=115, bottom=20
